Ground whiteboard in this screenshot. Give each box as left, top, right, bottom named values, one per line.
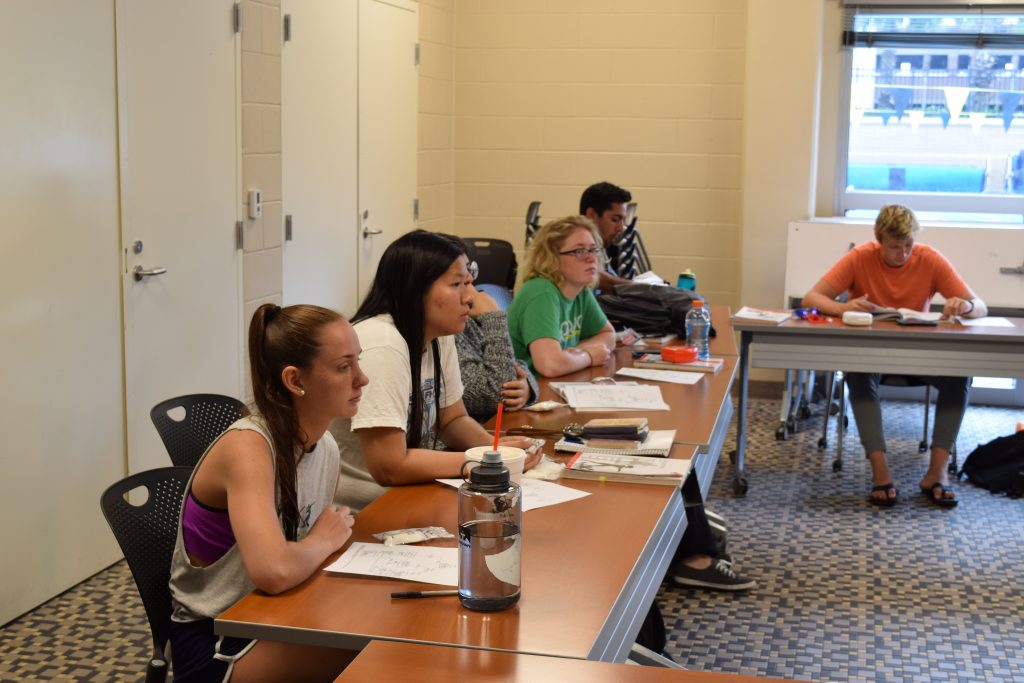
left=784, top=219, right=1024, bottom=310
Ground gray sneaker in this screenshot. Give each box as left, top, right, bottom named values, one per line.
left=672, top=559, right=755, bottom=591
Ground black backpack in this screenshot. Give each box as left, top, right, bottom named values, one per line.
left=597, top=283, right=715, bottom=337
left=959, top=430, right=1024, bottom=497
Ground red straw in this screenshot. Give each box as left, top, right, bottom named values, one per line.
left=492, top=403, right=503, bottom=451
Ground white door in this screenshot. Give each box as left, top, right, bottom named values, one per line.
left=118, top=0, right=242, bottom=475
left=282, top=0, right=359, bottom=315
left=0, top=0, right=124, bottom=625
left=357, top=0, right=418, bottom=299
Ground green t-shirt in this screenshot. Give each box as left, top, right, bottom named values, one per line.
left=508, top=277, right=608, bottom=371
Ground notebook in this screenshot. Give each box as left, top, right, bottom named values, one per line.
left=561, top=451, right=690, bottom=486
left=554, top=429, right=677, bottom=458
left=633, top=354, right=724, bottom=374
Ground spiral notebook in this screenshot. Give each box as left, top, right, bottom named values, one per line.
left=553, top=430, right=677, bottom=458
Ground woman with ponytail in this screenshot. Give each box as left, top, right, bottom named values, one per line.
left=331, top=230, right=538, bottom=512
left=168, top=304, right=367, bottom=682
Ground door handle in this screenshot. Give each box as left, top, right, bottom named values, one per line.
left=133, top=265, right=168, bottom=281
left=362, top=226, right=383, bottom=238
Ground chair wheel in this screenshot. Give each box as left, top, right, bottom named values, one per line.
left=947, top=461, right=958, bottom=475
left=728, top=449, right=737, bottom=464
left=786, top=417, right=798, bottom=433
left=832, top=459, right=842, bottom=472
left=817, top=437, right=827, bottom=450
left=918, top=440, right=928, bottom=453
left=842, top=416, right=849, bottom=430
left=731, top=476, right=748, bottom=496
left=775, top=426, right=787, bottom=441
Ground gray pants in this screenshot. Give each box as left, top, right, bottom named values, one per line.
left=845, top=373, right=970, bottom=455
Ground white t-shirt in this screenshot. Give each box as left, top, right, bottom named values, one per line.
left=332, top=314, right=463, bottom=511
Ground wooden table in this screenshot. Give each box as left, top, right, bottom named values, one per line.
left=335, top=640, right=797, bottom=682
left=217, top=461, right=692, bottom=662
left=730, top=315, right=1024, bottom=495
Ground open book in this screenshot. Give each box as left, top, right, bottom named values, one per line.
left=871, top=307, right=941, bottom=326
left=554, top=429, right=677, bottom=458
left=561, top=451, right=690, bottom=486
left=731, top=306, right=792, bottom=325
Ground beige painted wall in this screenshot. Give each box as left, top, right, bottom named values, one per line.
left=418, top=0, right=456, bottom=232
left=416, top=0, right=746, bottom=307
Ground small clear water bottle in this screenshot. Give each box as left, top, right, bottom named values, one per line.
left=685, top=300, right=711, bottom=360
left=458, top=450, right=522, bottom=611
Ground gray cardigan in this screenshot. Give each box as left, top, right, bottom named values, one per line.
left=454, top=311, right=539, bottom=423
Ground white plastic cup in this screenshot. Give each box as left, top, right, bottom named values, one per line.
left=464, top=446, right=526, bottom=485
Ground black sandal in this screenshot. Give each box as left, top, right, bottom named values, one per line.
left=869, top=482, right=898, bottom=507
left=920, top=482, right=958, bottom=508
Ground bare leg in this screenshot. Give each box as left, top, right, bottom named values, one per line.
left=867, top=450, right=896, bottom=503
left=919, top=447, right=957, bottom=504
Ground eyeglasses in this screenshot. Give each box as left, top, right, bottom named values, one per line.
left=468, top=261, right=479, bottom=281
left=558, top=246, right=604, bottom=261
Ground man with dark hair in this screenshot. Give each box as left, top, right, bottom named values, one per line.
left=579, top=181, right=634, bottom=291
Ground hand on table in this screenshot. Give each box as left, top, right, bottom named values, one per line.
left=498, top=435, right=543, bottom=471
left=309, top=504, right=356, bottom=551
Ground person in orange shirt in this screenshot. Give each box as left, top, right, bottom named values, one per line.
left=803, top=205, right=987, bottom=508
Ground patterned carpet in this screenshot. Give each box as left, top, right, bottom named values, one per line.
left=661, top=398, right=1024, bottom=683
left=1, top=398, right=1021, bottom=682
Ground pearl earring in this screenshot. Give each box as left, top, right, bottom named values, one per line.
left=298, top=389, right=306, bottom=396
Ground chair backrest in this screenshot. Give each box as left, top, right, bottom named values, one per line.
left=461, top=238, right=517, bottom=290
left=524, top=200, right=542, bottom=247
left=611, top=202, right=650, bottom=278
left=100, top=466, right=192, bottom=682
left=474, top=283, right=514, bottom=311
left=150, top=393, right=247, bottom=468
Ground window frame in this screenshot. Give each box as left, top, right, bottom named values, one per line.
left=835, top=2, right=1024, bottom=219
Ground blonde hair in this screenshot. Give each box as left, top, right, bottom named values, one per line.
left=521, top=215, right=602, bottom=289
left=874, top=204, right=920, bottom=242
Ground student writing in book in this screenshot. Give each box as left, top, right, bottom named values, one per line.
left=507, top=215, right=617, bottom=377
left=169, top=304, right=363, bottom=682
left=802, top=204, right=987, bottom=508
left=331, top=230, right=539, bottom=513
left=509, top=217, right=754, bottom=592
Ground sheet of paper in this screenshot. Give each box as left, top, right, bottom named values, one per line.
left=615, top=366, right=704, bottom=385
left=959, top=316, right=1013, bottom=328
left=436, top=477, right=590, bottom=512
left=631, top=270, right=665, bottom=285
left=324, top=542, right=457, bottom=586
left=561, top=383, right=669, bottom=411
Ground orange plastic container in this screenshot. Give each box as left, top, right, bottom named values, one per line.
left=661, top=345, right=699, bottom=363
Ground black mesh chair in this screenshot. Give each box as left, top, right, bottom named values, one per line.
left=610, top=202, right=652, bottom=279
left=524, top=200, right=542, bottom=246
left=150, top=394, right=247, bottom=468
left=100, top=466, right=191, bottom=683
left=461, top=238, right=518, bottom=290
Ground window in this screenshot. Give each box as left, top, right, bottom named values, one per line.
left=838, top=3, right=1024, bottom=221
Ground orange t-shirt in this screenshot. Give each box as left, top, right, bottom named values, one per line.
left=821, top=241, right=969, bottom=312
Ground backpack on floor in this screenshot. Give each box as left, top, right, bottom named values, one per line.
left=958, top=430, right=1024, bottom=497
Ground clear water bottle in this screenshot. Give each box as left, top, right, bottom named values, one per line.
left=685, top=300, right=711, bottom=360
left=458, top=450, right=521, bottom=611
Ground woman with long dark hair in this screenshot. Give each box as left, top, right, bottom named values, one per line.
left=169, top=304, right=366, bottom=682
left=332, top=230, right=538, bottom=511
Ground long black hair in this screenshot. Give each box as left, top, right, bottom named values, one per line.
left=353, top=229, right=466, bottom=448
left=249, top=303, right=343, bottom=540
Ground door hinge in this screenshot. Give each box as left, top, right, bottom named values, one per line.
left=235, top=221, right=244, bottom=250
left=413, top=198, right=419, bottom=222
left=233, top=3, right=242, bottom=34
left=283, top=14, right=292, bottom=42
left=414, top=43, right=420, bottom=66
left=285, top=214, right=293, bottom=241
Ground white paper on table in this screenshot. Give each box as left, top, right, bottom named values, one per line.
left=959, top=316, right=1013, bottom=328
left=324, top=542, right=457, bottom=586
left=561, top=383, right=669, bottom=411
left=436, top=477, right=590, bottom=512
left=615, top=366, right=704, bottom=385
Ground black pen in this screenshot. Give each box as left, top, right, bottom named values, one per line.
left=390, top=589, right=459, bottom=599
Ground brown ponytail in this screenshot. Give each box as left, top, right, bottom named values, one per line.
left=248, top=303, right=343, bottom=540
